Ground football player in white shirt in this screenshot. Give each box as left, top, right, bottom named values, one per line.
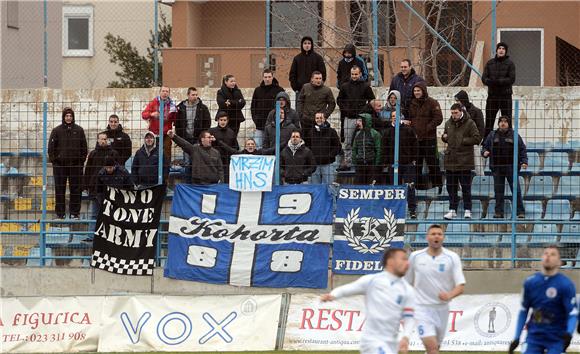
left=405, top=224, right=466, bottom=354
left=321, top=248, right=416, bottom=354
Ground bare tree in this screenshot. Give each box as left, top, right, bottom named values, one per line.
left=270, top=0, right=497, bottom=87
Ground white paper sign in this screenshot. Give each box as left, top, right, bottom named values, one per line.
left=283, top=293, right=580, bottom=352
left=0, top=297, right=103, bottom=353
left=98, top=294, right=282, bottom=352
left=229, top=154, right=275, bottom=191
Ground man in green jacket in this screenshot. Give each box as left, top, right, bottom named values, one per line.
left=352, top=113, right=382, bottom=185
left=442, top=103, right=481, bottom=219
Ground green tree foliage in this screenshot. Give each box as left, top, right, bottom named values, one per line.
left=104, top=13, right=172, bottom=88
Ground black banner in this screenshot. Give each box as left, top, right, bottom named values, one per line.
left=91, top=185, right=165, bottom=275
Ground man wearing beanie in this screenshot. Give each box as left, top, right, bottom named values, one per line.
left=482, top=116, right=528, bottom=218
left=481, top=42, right=516, bottom=138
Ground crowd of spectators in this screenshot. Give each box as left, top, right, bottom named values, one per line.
left=48, top=41, right=525, bottom=221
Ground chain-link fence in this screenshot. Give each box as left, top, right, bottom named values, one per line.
left=0, top=86, right=579, bottom=268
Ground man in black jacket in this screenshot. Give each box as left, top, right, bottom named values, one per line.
left=336, top=43, right=369, bottom=87
left=337, top=66, right=375, bottom=169
left=482, top=42, right=516, bottom=138
left=251, top=69, right=285, bottom=148
left=209, top=112, right=239, bottom=183
left=382, top=111, right=419, bottom=218
left=84, top=131, right=120, bottom=227
left=388, top=59, right=425, bottom=116
left=306, top=112, right=341, bottom=184
left=48, top=107, right=88, bottom=219
left=281, top=130, right=316, bottom=184
left=105, top=114, right=132, bottom=165
left=289, top=36, right=326, bottom=94
left=176, top=87, right=211, bottom=183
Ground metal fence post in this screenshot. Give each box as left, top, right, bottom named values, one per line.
left=371, top=0, right=379, bottom=86
left=275, top=101, right=281, bottom=185
left=153, top=0, right=159, bottom=85
left=491, top=0, right=497, bottom=58
left=265, top=0, right=271, bottom=68
left=393, top=99, right=401, bottom=185
left=511, top=100, right=520, bottom=268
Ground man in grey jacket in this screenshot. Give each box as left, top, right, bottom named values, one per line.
left=168, top=129, right=223, bottom=184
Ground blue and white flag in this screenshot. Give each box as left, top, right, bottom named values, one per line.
left=165, top=184, right=333, bottom=288
left=332, top=185, right=406, bottom=275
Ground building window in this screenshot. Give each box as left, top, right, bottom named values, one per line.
left=498, top=28, right=544, bottom=86
left=270, top=1, right=322, bottom=48
left=62, top=6, right=93, bottom=57
left=6, top=1, right=19, bottom=29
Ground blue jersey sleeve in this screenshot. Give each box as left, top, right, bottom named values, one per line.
left=562, top=281, right=578, bottom=334
left=514, top=278, right=532, bottom=340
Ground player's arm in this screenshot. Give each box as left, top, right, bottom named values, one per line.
left=509, top=281, right=531, bottom=354
left=439, top=253, right=466, bottom=301
left=398, top=287, right=417, bottom=354
left=320, top=274, right=373, bottom=302
left=562, top=282, right=578, bottom=351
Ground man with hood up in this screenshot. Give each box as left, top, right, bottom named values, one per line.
left=441, top=104, right=481, bottom=220
left=48, top=107, right=88, bottom=219
left=482, top=116, right=528, bottom=218
left=408, top=82, right=443, bottom=189
left=337, top=43, right=369, bottom=87
left=265, top=91, right=301, bottom=128
left=289, top=36, right=327, bottom=94
left=482, top=42, right=516, bottom=138
left=131, top=131, right=169, bottom=188
left=105, top=114, right=132, bottom=165
left=389, top=59, right=425, bottom=116
left=263, top=108, right=299, bottom=154
left=352, top=113, right=382, bottom=185
left=280, top=130, right=316, bottom=184
left=251, top=69, right=285, bottom=148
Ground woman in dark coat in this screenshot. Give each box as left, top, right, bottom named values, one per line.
left=216, top=74, right=246, bottom=135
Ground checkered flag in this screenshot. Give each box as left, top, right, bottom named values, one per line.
left=91, top=250, right=155, bottom=275
left=91, top=185, right=165, bottom=276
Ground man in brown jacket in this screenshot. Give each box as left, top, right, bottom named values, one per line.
left=442, top=103, right=481, bottom=219
left=408, top=82, right=443, bottom=189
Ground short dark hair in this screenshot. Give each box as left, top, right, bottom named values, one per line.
left=401, top=59, right=412, bottom=67
left=104, top=156, right=117, bottom=167
left=291, top=129, right=302, bottom=137
left=351, top=65, right=361, bottom=73
left=450, top=103, right=462, bottom=111
left=108, top=114, right=119, bottom=121
left=381, top=248, right=406, bottom=267
left=199, top=130, right=211, bottom=141
left=187, top=87, right=197, bottom=94
left=427, top=224, right=443, bottom=233
left=97, top=131, right=108, bottom=138
left=311, top=71, right=323, bottom=78
left=263, top=68, right=273, bottom=75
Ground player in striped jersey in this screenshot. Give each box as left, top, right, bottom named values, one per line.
left=405, top=224, right=466, bottom=354
left=320, top=248, right=416, bottom=354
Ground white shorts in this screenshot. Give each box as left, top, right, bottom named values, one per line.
left=415, top=305, right=449, bottom=344
left=360, top=340, right=398, bottom=354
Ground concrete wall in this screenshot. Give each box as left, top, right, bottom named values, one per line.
left=61, top=1, right=172, bottom=89
left=1, top=267, right=578, bottom=297
left=1, top=86, right=578, bottom=154
left=0, top=1, right=62, bottom=89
